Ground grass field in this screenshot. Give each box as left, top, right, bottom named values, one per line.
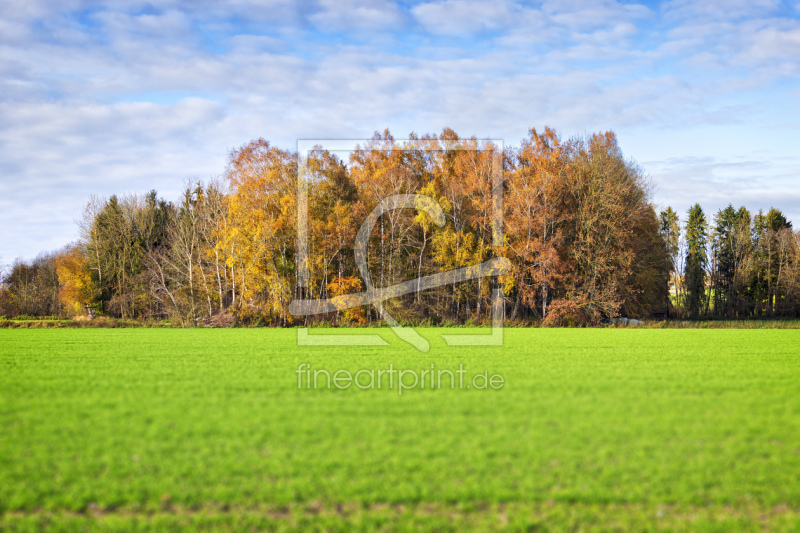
left=1, top=328, right=800, bottom=531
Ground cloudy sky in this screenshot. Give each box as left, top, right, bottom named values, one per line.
left=1, top=0, right=799, bottom=263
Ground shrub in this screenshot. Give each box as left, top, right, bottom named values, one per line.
left=542, top=298, right=600, bottom=327
left=207, top=313, right=235, bottom=328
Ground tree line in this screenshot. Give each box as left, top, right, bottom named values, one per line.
left=661, top=203, right=798, bottom=319
left=1, top=127, right=798, bottom=325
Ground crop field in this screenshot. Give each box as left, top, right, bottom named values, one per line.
left=1, top=328, right=800, bottom=531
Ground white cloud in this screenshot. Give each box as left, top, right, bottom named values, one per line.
left=1, top=0, right=800, bottom=260
left=223, top=34, right=286, bottom=54
left=411, top=0, right=649, bottom=38
left=309, top=0, right=405, bottom=32
left=542, top=0, right=651, bottom=31
left=411, top=0, right=517, bottom=36
left=89, top=9, right=193, bottom=37
left=0, top=98, right=230, bottom=259
left=739, top=23, right=800, bottom=64
left=662, top=0, right=782, bottom=21
left=645, top=154, right=800, bottom=225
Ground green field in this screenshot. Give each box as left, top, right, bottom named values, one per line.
left=2, top=328, right=800, bottom=531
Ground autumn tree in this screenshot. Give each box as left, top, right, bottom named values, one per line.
left=224, top=138, right=298, bottom=324
left=306, top=148, right=359, bottom=305
left=2, top=253, right=62, bottom=317
left=19, top=126, right=797, bottom=325
left=506, top=127, right=567, bottom=320
left=54, top=244, right=95, bottom=316
left=348, top=131, right=426, bottom=320
left=553, top=132, right=667, bottom=323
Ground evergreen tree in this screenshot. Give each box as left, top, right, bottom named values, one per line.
left=684, top=204, right=708, bottom=317
left=713, top=205, right=738, bottom=316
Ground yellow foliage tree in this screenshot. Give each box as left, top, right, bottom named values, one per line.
left=55, top=246, right=95, bottom=316
left=326, top=275, right=366, bottom=324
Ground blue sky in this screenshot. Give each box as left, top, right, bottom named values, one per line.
left=1, top=0, right=799, bottom=263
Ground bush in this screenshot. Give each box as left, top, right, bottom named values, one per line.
left=542, top=298, right=600, bottom=327
left=233, top=307, right=274, bottom=327
left=11, top=315, right=62, bottom=321
left=207, top=313, right=235, bottom=328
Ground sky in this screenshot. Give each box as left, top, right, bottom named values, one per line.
left=1, top=0, right=799, bottom=264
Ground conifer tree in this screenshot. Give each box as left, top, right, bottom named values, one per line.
left=684, top=204, right=708, bottom=317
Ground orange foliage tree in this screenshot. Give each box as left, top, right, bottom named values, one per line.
left=55, top=245, right=95, bottom=316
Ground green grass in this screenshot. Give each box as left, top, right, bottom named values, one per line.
left=1, top=328, right=800, bottom=531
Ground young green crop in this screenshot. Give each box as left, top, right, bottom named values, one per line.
left=1, top=328, right=799, bottom=531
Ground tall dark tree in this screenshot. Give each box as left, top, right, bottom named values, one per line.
left=712, top=205, right=737, bottom=316
left=684, top=204, right=708, bottom=318
left=84, top=192, right=175, bottom=318
left=712, top=205, right=754, bottom=318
